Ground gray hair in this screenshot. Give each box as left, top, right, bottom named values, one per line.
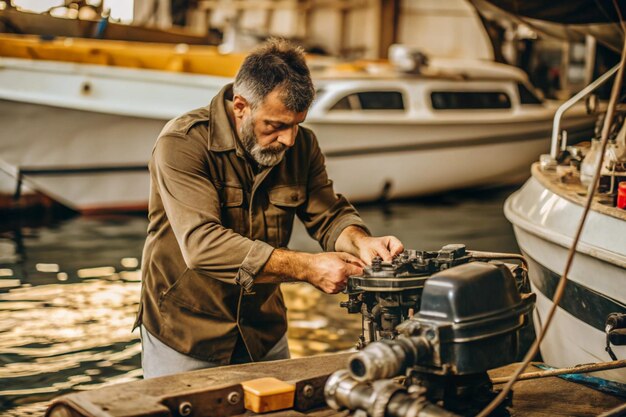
left=233, top=38, right=315, bottom=113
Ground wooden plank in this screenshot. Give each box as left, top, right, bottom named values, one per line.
left=489, top=363, right=625, bottom=417
left=47, top=353, right=353, bottom=417
left=283, top=363, right=626, bottom=417
left=197, top=0, right=370, bottom=12
left=46, top=355, right=625, bottom=417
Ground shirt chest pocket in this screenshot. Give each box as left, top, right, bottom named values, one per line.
left=267, top=184, right=306, bottom=248
left=219, top=184, right=247, bottom=234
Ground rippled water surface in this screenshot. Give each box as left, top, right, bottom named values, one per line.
left=0, top=187, right=520, bottom=416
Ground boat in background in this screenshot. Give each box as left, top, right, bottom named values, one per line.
left=505, top=163, right=626, bottom=383
left=498, top=0, right=626, bottom=383
left=0, top=8, right=219, bottom=45
left=0, top=34, right=240, bottom=213
left=306, top=55, right=594, bottom=200
left=0, top=34, right=596, bottom=213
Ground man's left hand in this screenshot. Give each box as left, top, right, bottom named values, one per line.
left=335, top=226, right=404, bottom=265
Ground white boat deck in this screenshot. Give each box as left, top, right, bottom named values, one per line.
left=531, top=163, right=626, bottom=222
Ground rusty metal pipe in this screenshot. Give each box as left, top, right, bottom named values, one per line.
left=491, top=360, right=626, bottom=384
left=468, top=251, right=528, bottom=271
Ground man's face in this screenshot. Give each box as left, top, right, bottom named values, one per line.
left=234, top=88, right=307, bottom=167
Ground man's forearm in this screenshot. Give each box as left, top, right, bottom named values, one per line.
left=254, top=248, right=364, bottom=294
left=255, top=248, right=312, bottom=284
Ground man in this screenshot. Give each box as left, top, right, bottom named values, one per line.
left=135, top=38, right=404, bottom=378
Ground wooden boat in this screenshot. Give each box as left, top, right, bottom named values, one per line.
left=0, top=8, right=218, bottom=45
left=0, top=34, right=241, bottom=213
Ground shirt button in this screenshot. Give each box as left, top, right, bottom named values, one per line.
left=291, top=193, right=298, bottom=202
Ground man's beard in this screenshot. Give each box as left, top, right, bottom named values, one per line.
left=240, top=115, right=286, bottom=167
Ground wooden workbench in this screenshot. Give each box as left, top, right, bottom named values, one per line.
left=46, top=353, right=625, bottom=417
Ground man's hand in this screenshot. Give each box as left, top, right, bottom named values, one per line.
left=305, top=252, right=364, bottom=294
left=257, top=249, right=363, bottom=294
left=353, top=235, right=404, bottom=265
left=335, top=225, right=404, bottom=265
left=258, top=226, right=403, bottom=292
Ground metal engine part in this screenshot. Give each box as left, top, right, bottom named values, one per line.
left=324, top=370, right=459, bottom=417
left=348, top=337, right=430, bottom=382
left=341, top=244, right=528, bottom=346
left=328, top=260, right=536, bottom=417
left=606, top=312, right=626, bottom=360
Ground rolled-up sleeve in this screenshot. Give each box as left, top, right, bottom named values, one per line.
left=152, top=134, right=273, bottom=290
left=296, top=131, right=370, bottom=251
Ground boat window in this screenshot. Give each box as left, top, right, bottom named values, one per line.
left=331, top=96, right=352, bottom=110
left=358, top=91, right=404, bottom=110
left=330, top=91, right=405, bottom=111
left=430, top=91, right=511, bottom=110
left=517, top=83, right=543, bottom=105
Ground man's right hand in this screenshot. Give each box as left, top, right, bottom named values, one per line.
left=305, top=252, right=364, bottom=294
left=257, top=248, right=364, bottom=293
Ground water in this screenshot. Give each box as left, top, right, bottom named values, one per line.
left=0, top=186, right=520, bottom=416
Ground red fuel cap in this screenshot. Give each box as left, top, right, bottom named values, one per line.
left=618, top=181, right=626, bottom=209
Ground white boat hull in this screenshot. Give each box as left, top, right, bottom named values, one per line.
left=0, top=57, right=596, bottom=211
left=1, top=98, right=594, bottom=212
left=505, top=176, right=626, bottom=383
left=0, top=99, right=161, bottom=212
left=316, top=121, right=568, bottom=200
left=0, top=58, right=228, bottom=212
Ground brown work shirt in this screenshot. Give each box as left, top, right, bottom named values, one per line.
left=135, top=84, right=368, bottom=364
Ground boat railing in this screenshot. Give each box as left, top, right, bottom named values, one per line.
left=549, top=62, right=621, bottom=160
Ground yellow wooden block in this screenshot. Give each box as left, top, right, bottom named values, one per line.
left=241, top=377, right=295, bottom=413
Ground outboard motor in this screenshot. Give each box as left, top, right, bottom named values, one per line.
left=340, top=244, right=530, bottom=347
left=326, top=261, right=536, bottom=417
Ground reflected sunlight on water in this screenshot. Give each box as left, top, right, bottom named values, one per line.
left=283, top=284, right=361, bottom=358
left=0, top=276, right=142, bottom=410
left=0, top=186, right=520, bottom=416
left=0, top=217, right=149, bottom=415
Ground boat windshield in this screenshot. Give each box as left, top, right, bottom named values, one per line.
left=330, top=91, right=405, bottom=111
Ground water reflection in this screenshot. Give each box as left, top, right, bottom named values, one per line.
left=0, top=277, right=142, bottom=408
left=0, top=186, right=520, bottom=416
left=0, top=216, right=147, bottom=415
left=283, top=285, right=362, bottom=357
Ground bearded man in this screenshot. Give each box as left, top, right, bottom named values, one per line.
left=135, top=39, right=404, bottom=378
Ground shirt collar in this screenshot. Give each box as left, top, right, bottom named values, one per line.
left=208, top=83, right=245, bottom=157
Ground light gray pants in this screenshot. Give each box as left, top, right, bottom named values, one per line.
left=140, top=326, right=290, bottom=379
